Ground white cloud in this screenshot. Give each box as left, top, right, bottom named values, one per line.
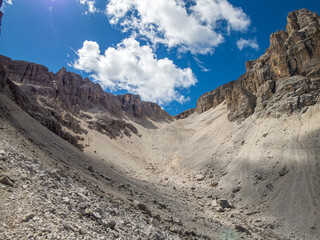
left=1, top=0, right=13, bottom=8
left=236, top=38, right=259, bottom=51
left=106, top=0, right=250, bottom=54
left=4, top=0, right=13, bottom=5
left=78, top=0, right=97, bottom=14
left=73, top=38, right=197, bottom=105
left=1, top=0, right=13, bottom=12
left=194, top=56, right=211, bottom=72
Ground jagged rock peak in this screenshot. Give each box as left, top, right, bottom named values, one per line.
left=286, top=8, right=320, bottom=34
left=175, top=108, right=196, bottom=120
left=117, top=94, right=173, bottom=121
left=0, top=54, right=172, bottom=121
left=0, top=54, right=173, bottom=149
left=192, top=9, right=320, bottom=122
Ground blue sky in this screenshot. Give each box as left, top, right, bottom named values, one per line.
left=0, top=0, right=319, bottom=115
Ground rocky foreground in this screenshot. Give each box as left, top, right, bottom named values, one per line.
left=0, top=120, right=179, bottom=240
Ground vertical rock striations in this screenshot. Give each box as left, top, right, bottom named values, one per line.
left=0, top=55, right=172, bottom=149
left=195, top=9, right=320, bottom=122
left=117, top=94, right=173, bottom=121
left=174, top=108, right=196, bottom=119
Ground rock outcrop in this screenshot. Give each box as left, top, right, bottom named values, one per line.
left=175, top=108, right=196, bottom=119
left=117, top=94, right=173, bottom=122
left=0, top=55, right=172, bottom=149
left=195, top=9, right=320, bottom=122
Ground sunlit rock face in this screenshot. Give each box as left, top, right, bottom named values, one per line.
left=195, top=9, right=320, bottom=122
left=0, top=54, right=173, bottom=149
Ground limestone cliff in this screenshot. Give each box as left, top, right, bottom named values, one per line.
left=175, top=108, right=196, bottom=120
left=117, top=94, right=173, bottom=122
left=195, top=9, right=320, bottom=122
left=0, top=56, right=172, bottom=149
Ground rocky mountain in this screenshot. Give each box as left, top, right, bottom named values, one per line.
left=1, top=8, right=320, bottom=240
left=174, top=108, right=196, bottom=120
left=0, top=56, right=172, bottom=149
left=193, top=9, right=320, bottom=122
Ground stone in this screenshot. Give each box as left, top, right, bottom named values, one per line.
left=0, top=176, right=14, bottom=187
left=234, top=225, right=251, bottom=235
left=104, top=220, right=116, bottom=230
left=210, top=181, right=218, bottom=187
left=61, top=197, right=70, bottom=203
left=215, top=207, right=225, bottom=212
left=266, top=183, right=273, bottom=190
left=22, top=213, right=36, bottom=222
left=135, top=202, right=152, bottom=216
left=92, top=212, right=102, bottom=220
left=159, top=203, right=167, bottom=209
left=217, top=199, right=233, bottom=209
left=169, top=226, right=179, bottom=233
left=88, top=165, right=94, bottom=173
left=0, top=149, right=6, bottom=160
left=195, top=174, right=205, bottom=181
left=232, top=186, right=241, bottom=193
left=279, top=167, right=289, bottom=176
left=173, top=218, right=182, bottom=226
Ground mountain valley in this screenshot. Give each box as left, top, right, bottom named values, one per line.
left=0, top=8, right=320, bottom=240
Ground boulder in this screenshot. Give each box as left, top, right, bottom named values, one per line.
left=0, top=149, right=6, bottom=160
left=21, top=213, right=35, bottom=222
left=135, top=201, right=152, bottom=216
left=104, top=220, right=116, bottom=230
left=0, top=176, right=13, bottom=187
left=235, top=225, right=251, bottom=235
left=217, top=199, right=233, bottom=209
left=195, top=174, right=205, bottom=181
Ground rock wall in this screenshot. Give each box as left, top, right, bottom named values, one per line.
left=195, top=9, right=320, bottom=122
left=175, top=108, right=196, bottom=119
left=0, top=55, right=172, bottom=149
left=117, top=94, right=173, bottom=122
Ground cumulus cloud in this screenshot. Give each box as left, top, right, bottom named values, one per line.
left=78, top=0, right=97, bottom=14
left=73, top=38, right=197, bottom=105
left=106, top=0, right=250, bottom=54
left=236, top=38, right=259, bottom=51
left=4, top=0, right=13, bottom=5
left=1, top=0, right=13, bottom=8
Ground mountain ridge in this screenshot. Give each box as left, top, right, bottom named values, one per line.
left=177, top=8, right=320, bottom=120
left=0, top=55, right=173, bottom=149
left=1, top=8, right=320, bottom=240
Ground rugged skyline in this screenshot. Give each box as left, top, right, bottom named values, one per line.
left=0, top=0, right=319, bottom=114
left=1, top=8, right=320, bottom=240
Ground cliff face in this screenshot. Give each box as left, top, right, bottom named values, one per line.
left=175, top=108, right=196, bottom=120
left=195, top=9, right=320, bottom=122
left=0, top=55, right=172, bottom=149
left=117, top=94, right=173, bottom=122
